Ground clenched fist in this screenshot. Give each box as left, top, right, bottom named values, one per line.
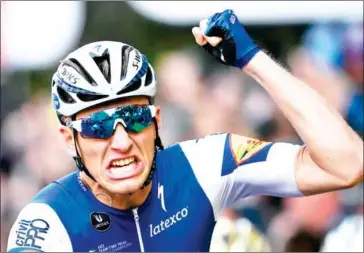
left=192, top=9, right=260, bottom=69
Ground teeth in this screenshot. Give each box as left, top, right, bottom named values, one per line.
left=111, top=157, right=135, bottom=167
left=110, top=163, right=134, bottom=175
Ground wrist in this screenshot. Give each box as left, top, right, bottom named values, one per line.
left=235, top=46, right=260, bottom=69
left=241, top=49, right=265, bottom=72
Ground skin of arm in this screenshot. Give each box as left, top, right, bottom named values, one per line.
left=192, top=21, right=363, bottom=196
left=243, top=51, right=363, bottom=196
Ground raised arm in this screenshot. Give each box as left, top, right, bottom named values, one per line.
left=244, top=50, right=363, bottom=195
left=192, top=9, right=363, bottom=196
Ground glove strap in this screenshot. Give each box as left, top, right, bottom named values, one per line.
left=203, top=44, right=260, bottom=69
left=203, top=44, right=229, bottom=66
left=234, top=46, right=260, bottom=69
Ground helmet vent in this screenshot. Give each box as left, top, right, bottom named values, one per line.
left=64, top=59, right=98, bottom=86
left=77, top=93, right=108, bottom=102
left=57, top=86, right=76, bottom=104
left=121, top=45, right=133, bottom=81
left=92, top=50, right=111, bottom=83
left=117, top=79, right=142, bottom=95
left=145, top=66, right=153, bottom=87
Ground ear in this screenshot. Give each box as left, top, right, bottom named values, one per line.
left=154, top=106, right=162, bottom=131
left=59, top=125, right=77, bottom=156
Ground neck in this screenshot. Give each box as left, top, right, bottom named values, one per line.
left=80, top=172, right=152, bottom=210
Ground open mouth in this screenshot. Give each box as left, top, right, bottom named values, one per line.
left=111, top=157, right=136, bottom=168
left=106, top=157, right=144, bottom=180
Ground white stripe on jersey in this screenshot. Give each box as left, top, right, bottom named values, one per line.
left=180, top=134, right=303, bottom=220
left=7, top=203, right=73, bottom=252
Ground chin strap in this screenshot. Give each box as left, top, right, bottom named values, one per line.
left=140, top=118, right=164, bottom=189
left=140, top=136, right=164, bottom=189
left=73, top=128, right=97, bottom=181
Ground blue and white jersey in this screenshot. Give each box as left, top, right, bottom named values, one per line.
left=7, top=133, right=302, bottom=252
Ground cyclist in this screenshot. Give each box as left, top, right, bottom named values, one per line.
left=7, top=9, right=363, bottom=252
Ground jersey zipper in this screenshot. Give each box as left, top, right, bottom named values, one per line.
left=132, top=208, right=145, bottom=252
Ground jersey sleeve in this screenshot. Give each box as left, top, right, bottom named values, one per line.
left=179, top=133, right=303, bottom=219
left=7, top=203, right=73, bottom=252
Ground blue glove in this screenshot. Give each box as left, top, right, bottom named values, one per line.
left=203, top=9, right=260, bottom=69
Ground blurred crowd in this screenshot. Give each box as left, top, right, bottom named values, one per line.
left=1, top=20, right=363, bottom=252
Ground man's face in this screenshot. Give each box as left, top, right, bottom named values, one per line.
left=61, top=96, right=161, bottom=195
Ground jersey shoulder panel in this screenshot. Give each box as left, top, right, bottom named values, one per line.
left=222, top=133, right=273, bottom=175
left=266, top=141, right=301, bottom=164
left=230, top=141, right=303, bottom=198
left=178, top=132, right=274, bottom=180
left=178, top=132, right=228, bottom=178
left=7, top=203, right=72, bottom=252
left=178, top=133, right=302, bottom=213
left=178, top=133, right=229, bottom=219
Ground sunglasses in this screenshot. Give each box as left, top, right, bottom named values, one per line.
left=66, top=104, right=156, bottom=139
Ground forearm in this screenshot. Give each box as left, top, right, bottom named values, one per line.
left=244, top=51, right=363, bottom=186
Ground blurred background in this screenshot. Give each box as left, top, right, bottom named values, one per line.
left=1, top=1, right=363, bottom=252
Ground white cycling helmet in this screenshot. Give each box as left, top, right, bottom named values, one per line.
left=51, top=41, right=156, bottom=117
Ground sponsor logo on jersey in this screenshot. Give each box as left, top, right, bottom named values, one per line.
left=89, top=240, right=133, bottom=252
left=230, top=134, right=270, bottom=165
left=90, top=212, right=111, bottom=232
left=77, top=175, right=88, bottom=192
left=15, top=219, right=50, bottom=250
left=149, top=207, right=189, bottom=237
left=157, top=183, right=167, bottom=212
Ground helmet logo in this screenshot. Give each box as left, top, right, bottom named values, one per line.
left=60, top=67, right=79, bottom=85
left=132, top=51, right=141, bottom=70
left=91, top=44, right=106, bottom=57
left=94, top=44, right=102, bottom=52
left=52, top=93, right=60, bottom=110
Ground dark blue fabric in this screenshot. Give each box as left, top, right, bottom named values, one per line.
left=346, top=90, right=363, bottom=138
left=204, top=9, right=259, bottom=68
left=30, top=144, right=216, bottom=252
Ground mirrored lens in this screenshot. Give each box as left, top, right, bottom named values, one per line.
left=81, top=118, right=115, bottom=139
left=79, top=105, right=153, bottom=139
left=118, top=105, right=153, bottom=133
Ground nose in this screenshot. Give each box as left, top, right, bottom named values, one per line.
left=110, top=123, right=133, bottom=152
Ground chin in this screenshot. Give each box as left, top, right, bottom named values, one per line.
left=103, top=174, right=149, bottom=195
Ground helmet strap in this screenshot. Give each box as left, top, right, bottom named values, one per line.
left=71, top=114, right=97, bottom=182
left=140, top=118, right=164, bottom=189
left=140, top=98, right=164, bottom=189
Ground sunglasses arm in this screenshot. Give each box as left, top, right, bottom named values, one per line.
left=149, top=105, right=156, bottom=118
left=66, top=120, right=82, bottom=132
